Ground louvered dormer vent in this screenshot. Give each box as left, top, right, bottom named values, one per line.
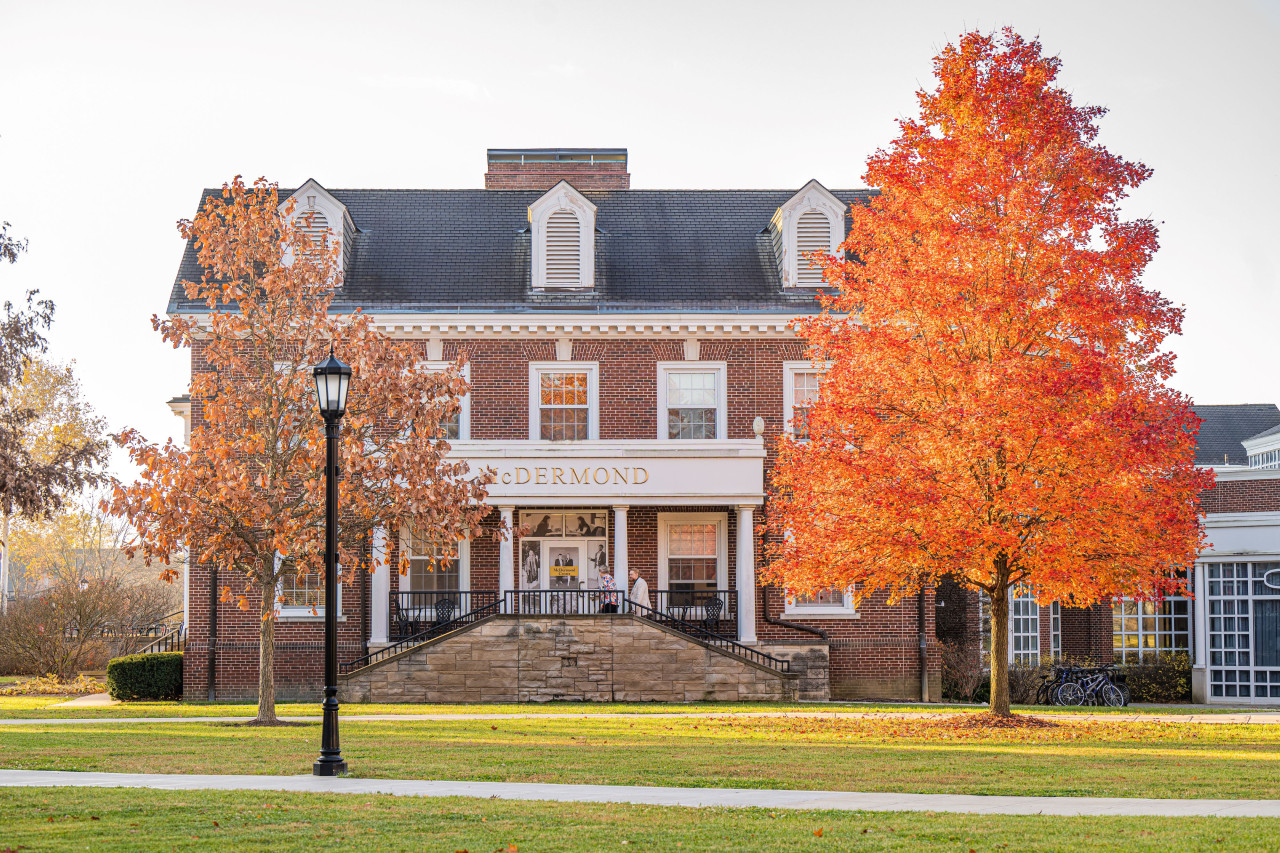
left=795, top=210, right=831, bottom=287
left=544, top=209, right=583, bottom=288
left=295, top=209, right=331, bottom=254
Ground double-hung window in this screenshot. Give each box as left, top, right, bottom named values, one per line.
left=403, top=527, right=465, bottom=591
left=275, top=553, right=339, bottom=619
left=420, top=361, right=470, bottom=440
left=657, top=363, right=726, bottom=440
left=529, top=363, right=598, bottom=440
left=658, top=513, right=727, bottom=607
left=785, top=585, right=857, bottom=617
left=783, top=362, right=827, bottom=440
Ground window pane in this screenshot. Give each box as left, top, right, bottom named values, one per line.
left=667, top=372, right=716, bottom=406
left=668, top=408, right=717, bottom=439
left=540, top=408, right=589, bottom=440
left=280, top=565, right=322, bottom=609
left=795, top=588, right=844, bottom=606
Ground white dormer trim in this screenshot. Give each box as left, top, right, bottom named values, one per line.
left=769, top=179, right=845, bottom=289
left=280, top=178, right=355, bottom=284
left=529, top=180, right=597, bottom=291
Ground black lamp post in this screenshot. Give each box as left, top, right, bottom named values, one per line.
left=312, top=347, right=351, bottom=777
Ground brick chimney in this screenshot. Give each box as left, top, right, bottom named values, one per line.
left=485, top=148, right=629, bottom=191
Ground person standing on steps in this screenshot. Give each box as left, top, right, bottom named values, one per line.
left=628, top=567, right=650, bottom=610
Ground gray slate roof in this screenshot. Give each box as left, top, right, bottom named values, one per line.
left=1192, top=404, right=1280, bottom=466
left=168, top=187, right=873, bottom=315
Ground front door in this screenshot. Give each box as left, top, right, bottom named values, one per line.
left=544, top=540, right=587, bottom=590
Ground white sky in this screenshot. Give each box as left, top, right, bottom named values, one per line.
left=1, top=0, right=1277, bottom=477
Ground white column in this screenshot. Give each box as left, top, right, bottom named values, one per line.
left=1192, top=561, right=1208, bottom=702
left=613, top=506, right=629, bottom=605
left=736, top=505, right=757, bottom=643
left=370, top=526, right=390, bottom=644
left=499, top=506, right=515, bottom=608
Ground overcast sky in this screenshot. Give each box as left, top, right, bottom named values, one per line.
left=1, top=0, right=1277, bottom=477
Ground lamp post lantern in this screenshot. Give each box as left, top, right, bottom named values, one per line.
left=312, top=347, right=351, bottom=777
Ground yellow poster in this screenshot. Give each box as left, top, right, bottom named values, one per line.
left=550, top=563, right=578, bottom=577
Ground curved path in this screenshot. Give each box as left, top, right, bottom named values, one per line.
left=2, top=769, right=1278, bottom=817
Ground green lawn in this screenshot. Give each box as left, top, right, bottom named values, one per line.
left=3, top=787, right=1276, bottom=853
left=4, top=714, right=1278, bottom=799
left=0, top=695, right=1258, bottom=719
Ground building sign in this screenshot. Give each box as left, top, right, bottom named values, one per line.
left=449, top=440, right=766, bottom=505
left=495, top=466, right=649, bottom=487
left=549, top=563, right=578, bottom=577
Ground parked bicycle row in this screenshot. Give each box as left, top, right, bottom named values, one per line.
left=1035, top=664, right=1131, bottom=706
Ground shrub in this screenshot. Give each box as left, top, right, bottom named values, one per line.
left=1008, top=660, right=1046, bottom=704
left=940, top=640, right=984, bottom=702
left=106, top=652, right=182, bottom=701
left=1120, top=652, right=1191, bottom=703
left=0, top=673, right=102, bottom=696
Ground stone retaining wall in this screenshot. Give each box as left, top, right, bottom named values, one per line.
left=341, top=614, right=800, bottom=703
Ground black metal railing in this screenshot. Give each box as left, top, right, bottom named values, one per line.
left=135, top=625, right=186, bottom=655
left=627, top=597, right=789, bottom=673
left=651, top=590, right=736, bottom=634
left=342, top=592, right=501, bottom=674
left=391, top=591, right=500, bottom=642
left=504, top=589, right=622, bottom=617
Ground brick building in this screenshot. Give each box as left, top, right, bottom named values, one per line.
left=173, top=148, right=1274, bottom=705
left=167, top=148, right=945, bottom=702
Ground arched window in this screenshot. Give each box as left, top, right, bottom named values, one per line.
left=544, top=209, right=582, bottom=288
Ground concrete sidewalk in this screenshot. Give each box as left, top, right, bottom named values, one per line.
left=4, top=709, right=1280, bottom=725
left=1, top=769, right=1277, bottom=817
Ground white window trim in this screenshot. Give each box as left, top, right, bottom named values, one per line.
left=657, top=512, right=728, bottom=592
left=782, top=361, right=830, bottom=438
left=274, top=552, right=344, bottom=622
left=656, top=362, right=727, bottom=440
left=398, top=526, right=471, bottom=590
left=783, top=585, right=859, bottom=619
left=528, top=362, right=599, bottom=441
left=419, top=361, right=471, bottom=440
left=528, top=180, right=597, bottom=291
left=1009, top=586, right=1040, bottom=665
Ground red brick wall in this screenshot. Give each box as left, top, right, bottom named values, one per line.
left=1200, top=477, right=1280, bottom=514
left=484, top=161, right=630, bottom=191
left=183, top=333, right=940, bottom=700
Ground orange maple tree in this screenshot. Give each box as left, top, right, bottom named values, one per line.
left=763, top=30, right=1212, bottom=716
left=107, top=177, right=493, bottom=723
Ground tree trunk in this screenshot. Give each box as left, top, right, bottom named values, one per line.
left=989, top=579, right=1011, bottom=717
left=0, top=510, right=9, bottom=616
left=255, top=587, right=277, bottom=724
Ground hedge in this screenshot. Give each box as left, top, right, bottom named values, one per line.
left=106, top=652, right=183, bottom=701
left=1120, top=652, right=1192, bottom=703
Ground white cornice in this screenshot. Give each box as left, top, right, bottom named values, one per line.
left=1207, top=467, right=1280, bottom=482
left=1204, top=511, right=1280, bottom=528
left=167, top=311, right=816, bottom=339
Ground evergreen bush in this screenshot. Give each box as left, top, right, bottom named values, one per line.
left=106, top=652, right=182, bottom=701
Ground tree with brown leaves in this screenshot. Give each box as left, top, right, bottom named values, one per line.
left=108, top=177, right=493, bottom=723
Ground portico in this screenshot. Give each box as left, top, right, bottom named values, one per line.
left=370, top=439, right=766, bottom=644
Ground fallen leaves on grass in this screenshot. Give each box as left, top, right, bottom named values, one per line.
left=0, top=674, right=102, bottom=696
left=699, top=714, right=1217, bottom=745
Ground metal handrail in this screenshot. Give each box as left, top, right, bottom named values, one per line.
left=342, top=594, right=502, bottom=674
left=624, top=597, right=790, bottom=673
left=135, top=625, right=186, bottom=655
left=391, top=591, right=500, bottom=642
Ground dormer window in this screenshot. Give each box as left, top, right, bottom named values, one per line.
left=529, top=180, right=596, bottom=291
left=770, top=179, right=845, bottom=289
left=279, top=178, right=355, bottom=285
